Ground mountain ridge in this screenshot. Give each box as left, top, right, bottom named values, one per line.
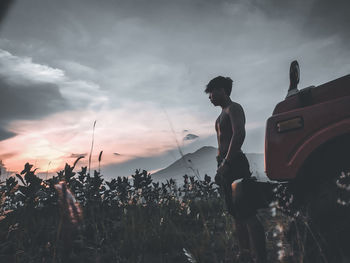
left=151, top=146, right=268, bottom=183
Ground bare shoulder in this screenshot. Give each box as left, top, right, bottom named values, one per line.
left=227, top=102, right=246, bottom=124
left=227, top=101, right=244, bottom=114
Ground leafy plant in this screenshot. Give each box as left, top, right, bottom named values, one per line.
left=0, top=161, right=288, bottom=263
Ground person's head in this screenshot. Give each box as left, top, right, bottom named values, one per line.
left=205, top=76, right=233, bottom=106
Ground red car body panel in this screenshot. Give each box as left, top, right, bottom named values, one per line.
left=265, top=75, right=350, bottom=181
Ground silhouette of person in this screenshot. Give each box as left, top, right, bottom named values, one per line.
left=205, top=76, right=267, bottom=263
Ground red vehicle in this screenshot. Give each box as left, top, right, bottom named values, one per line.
left=265, top=62, right=350, bottom=182
left=264, top=61, right=350, bottom=262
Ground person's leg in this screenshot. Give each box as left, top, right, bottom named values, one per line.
left=245, top=215, right=267, bottom=263
left=232, top=181, right=268, bottom=263
left=220, top=179, right=251, bottom=261
left=231, top=182, right=253, bottom=261
left=235, top=218, right=251, bottom=256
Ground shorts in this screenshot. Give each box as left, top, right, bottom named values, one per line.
left=216, top=152, right=252, bottom=181
left=216, top=153, right=273, bottom=219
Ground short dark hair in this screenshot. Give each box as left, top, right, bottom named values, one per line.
left=205, top=76, right=233, bottom=96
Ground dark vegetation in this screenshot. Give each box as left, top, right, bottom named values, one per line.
left=0, top=160, right=294, bottom=263
left=1, top=160, right=349, bottom=262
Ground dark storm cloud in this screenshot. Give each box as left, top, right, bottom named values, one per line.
left=252, top=0, right=350, bottom=45
left=0, top=78, right=69, bottom=122
left=72, top=0, right=350, bottom=46
left=0, top=77, right=70, bottom=140
left=0, top=0, right=15, bottom=27
left=0, top=127, right=16, bottom=141
left=306, top=0, right=350, bottom=44
left=11, top=0, right=349, bottom=50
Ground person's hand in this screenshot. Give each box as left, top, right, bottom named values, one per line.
left=217, top=159, right=230, bottom=176
left=215, top=160, right=230, bottom=185
left=216, top=155, right=221, bottom=168
left=214, top=172, right=223, bottom=186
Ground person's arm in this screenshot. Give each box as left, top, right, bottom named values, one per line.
left=224, top=104, right=246, bottom=163
left=215, top=118, right=220, bottom=160
left=215, top=118, right=220, bottom=156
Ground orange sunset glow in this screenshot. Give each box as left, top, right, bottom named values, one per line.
left=0, top=106, right=214, bottom=174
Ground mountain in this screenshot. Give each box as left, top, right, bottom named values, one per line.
left=151, top=146, right=268, bottom=183
left=100, top=135, right=218, bottom=180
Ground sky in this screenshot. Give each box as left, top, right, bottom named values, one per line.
left=0, top=0, right=349, bottom=177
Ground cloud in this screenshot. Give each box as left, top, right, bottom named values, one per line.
left=0, top=0, right=15, bottom=28
left=0, top=49, right=65, bottom=84
left=69, top=153, right=87, bottom=158
left=183, top=133, right=199, bottom=141
left=0, top=49, right=109, bottom=140
left=0, top=77, right=70, bottom=122
left=0, top=58, right=71, bottom=140
left=0, top=128, right=16, bottom=141
left=1, top=0, right=350, bottom=171
left=252, top=0, right=350, bottom=45
left=0, top=151, right=17, bottom=160
left=2, top=0, right=349, bottom=115
left=0, top=49, right=108, bottom=109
